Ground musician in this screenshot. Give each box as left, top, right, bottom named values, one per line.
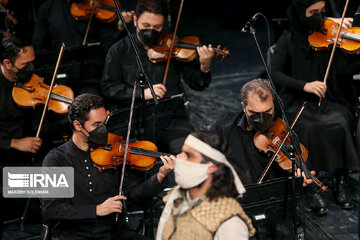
left=41, top=93, right=175, bottom=239
left=270, top=0, right=360, bottom=210
left=212, top=79, right=321, bottom=238
left=32, top=0, right=133, bottom=53
left=101, top=0, right=216, bottom=154
left=32, top=0, right=133, bottom=96
left=0, top=35, right=42, bottom=234
left=156, top=131, right=255, bottom=240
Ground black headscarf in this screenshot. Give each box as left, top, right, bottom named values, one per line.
left=286, top=0, right=326, bottom=38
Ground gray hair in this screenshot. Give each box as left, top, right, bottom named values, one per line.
left=240, top=79, right=274, bottom=106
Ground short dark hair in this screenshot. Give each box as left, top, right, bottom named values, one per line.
left=240, top=79, right=274, bottom=106
left=68, top=93, right=105, bottom=130
left=135, top=0, right=167, bottom=18
left=0, top=36, right=31, bottom=63
left=190, top=130, right=239, bottom=200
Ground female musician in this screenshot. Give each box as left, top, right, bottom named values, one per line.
left=270, top=0, right=360, bottom=211
left=41, top=93, right=175, bottom=239
left=101, top=0, right=216, bottom=155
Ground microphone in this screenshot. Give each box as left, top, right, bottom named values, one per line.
left=353, top=74, right=360, bottom=80
left=241, top=13, right=261, bottom=32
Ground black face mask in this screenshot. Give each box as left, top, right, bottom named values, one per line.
left=12, top=62, right=34, bottom=83
left=305, top=12, right=325, bottom=31
left=85, top=123, right=108, bottom=148
left=138, top=28, right=161, bottom=46
left=247, top=112, right=274, bottom=132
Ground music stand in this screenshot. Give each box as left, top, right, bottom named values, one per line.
left=33, top=42, right=103, bottom=94
left=240, top=176, right=303, bottom=238
left=106, top=93, right=186, bottom=140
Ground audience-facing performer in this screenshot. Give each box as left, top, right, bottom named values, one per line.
left=156, top=130, right=255, bottom=240
left=41, top=93, right=175, bottom=239
left=101, top=0, right=216, bottom=154
left=271, top=0, right=360, bottom=210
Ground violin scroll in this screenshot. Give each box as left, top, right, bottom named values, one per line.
left=215, top=45, right=231, bottom=61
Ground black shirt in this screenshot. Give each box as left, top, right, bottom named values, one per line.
left=42, top=139, right=168, bottom=239
left=0, top=71, right=24, bottom=151
left=271, top=30, right=360, bottom=109
left=0, top=70, right=35, bottom=166
left=212, top=111, right=287, bottom=185
left=32, top=0, right=123, bottom=54
left=101, top=33, right=211, bottom=107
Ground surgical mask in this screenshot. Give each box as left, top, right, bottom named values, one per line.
left=247, top=112, right=274, bottom=132
left=305, top=12, right=325, bottom=31
left=85, top=123, right=108, bottom=148
left=174, top=158, right=213, bottom=189
left=12, top=62, right=34, bottom=83
left=137, top=28, right=161, bottom=46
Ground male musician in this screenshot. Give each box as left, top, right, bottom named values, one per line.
left=156, top=131, right=256, bottom=240
left=271, top=0, right=360, bottom=210
left=0, top=35, right=42, bottom=234
left=41, top=93, right=175, bottom=239
left=0, top=37, right=41, bottom=158
left=101, top=0, right=216, bottom=154
left=212, top=79, right=325, bottom=222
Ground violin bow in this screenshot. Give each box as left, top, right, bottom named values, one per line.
left=82, top=0, right=97, bottom=45
left=257, top=102, right=328, bottom=191
left=161, top=0, right=184, bottom=86
left=257, top=102, right=306, bottom=184
left=319, top=0, right=350, bottom=106
left=32, top=43, right=65, bottom=161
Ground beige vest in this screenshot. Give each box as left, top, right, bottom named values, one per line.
left=162, top=196, right=244, bottom=240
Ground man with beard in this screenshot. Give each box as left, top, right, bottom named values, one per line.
left=156, top=130, right=256, bottom=240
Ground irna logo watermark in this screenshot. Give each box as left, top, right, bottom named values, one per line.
left=3, top=167, right=74, bottom=198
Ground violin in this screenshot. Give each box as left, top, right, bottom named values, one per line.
left=254, top=118, right=328, bottom=192
left=149, top=33, right=231, bottom=63
left=90, top=132, right=170, bottom=172
left=70, top=0, right=119, bottom=23
left=254, top=118, right=308, bottom=172
left=12, top=73, right=74, bottom=114
left=308, top=18, right=360, bottom=53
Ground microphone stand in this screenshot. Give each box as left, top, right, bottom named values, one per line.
left=246, top=23, right=309, bottom=239
left=112, top=1, right=158, bottom=236
left=113, top=0, right=158, bottom=104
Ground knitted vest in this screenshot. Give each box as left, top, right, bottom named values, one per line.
left=162, top=196, right=244, bottom=240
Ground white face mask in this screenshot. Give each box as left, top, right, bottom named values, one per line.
left=174, top=158, right=213, bottom=189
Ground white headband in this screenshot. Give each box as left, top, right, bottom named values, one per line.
left=184, top=134, right=246, bottom=195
